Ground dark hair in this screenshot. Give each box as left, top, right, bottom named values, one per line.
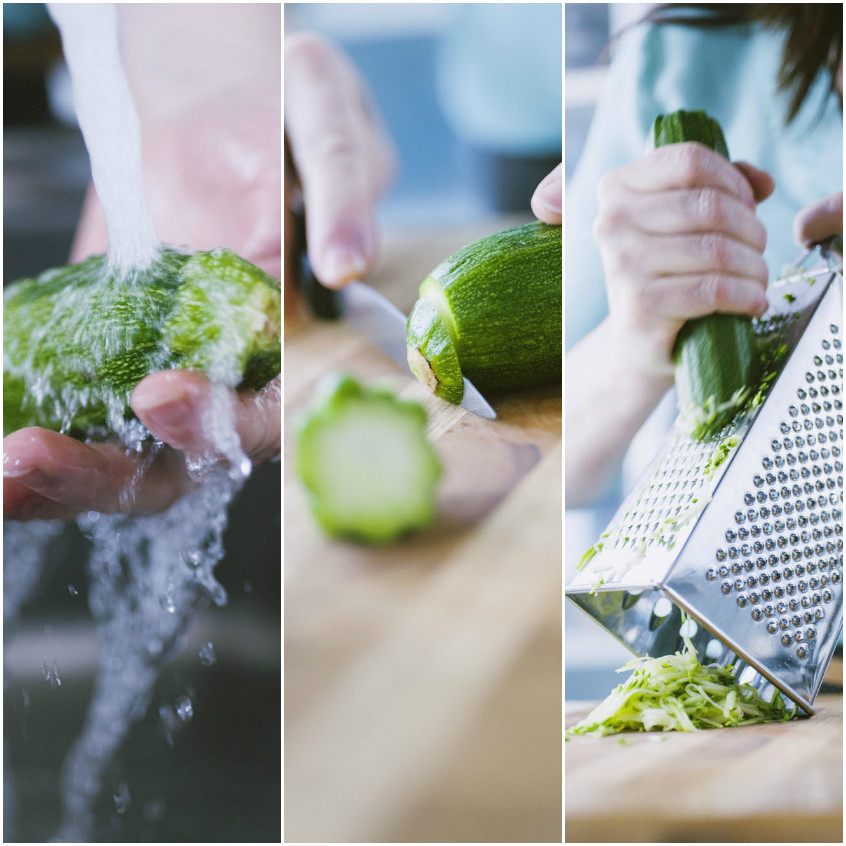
left=639, top=4, right=843, bottom=123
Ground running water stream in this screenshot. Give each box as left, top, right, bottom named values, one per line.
left=4, top=4, right=256, bottom=840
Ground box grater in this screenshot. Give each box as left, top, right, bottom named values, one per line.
left=567, top=256, right=843, bottom=714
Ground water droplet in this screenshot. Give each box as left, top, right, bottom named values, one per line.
left=87, top=510, right=100, bottom=522
left=184, top=549, right=202, bottom=568
left=68, top=583, right=79, bottom=597
left=160, top=589, right=176, bottom=614
left=243, top=581, right=253, bottom=594
left=22, top=689, right=30, bottom=708
left=113, top=782, right=131, bottom=814
left=41, top=660, right=62, bottom=689
left=238, top=456, right=252, bottom=479
left=198, top=642, right=217, bottom=667
left=176, top=695, right=193, bottom=722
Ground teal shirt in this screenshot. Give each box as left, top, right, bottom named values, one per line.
left=566, top=20, right=843, bottom=347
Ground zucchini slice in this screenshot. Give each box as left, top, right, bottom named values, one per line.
left=295, top=373, right=442, bottom=543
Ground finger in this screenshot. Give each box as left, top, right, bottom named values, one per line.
left=3, top=428, right=190, bottom=518
left=531, top=163, right=562, bottom=224
left=4, top=477, right=72, bottom=521
left=604, top=187, right=767, bottom=252
left=622, top=231, right=769, bottom=282
left=616, top=143, right=758, bottom=209
left=234, top=375, right=282, bottom=465
left=733, top=161, right=775, bottom=203
left=285, top=34, right=390, bottom=288
left=131, top=370, right=281, bottom=464
left=793, top=193, right=844, bottom=247
left=636, top=273, right=769, bottom=321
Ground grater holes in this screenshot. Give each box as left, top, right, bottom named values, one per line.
left=611, top=432, right=716, bottom=552
left=648, top=597, right=673, bottom=631
left=709, top=332, right=843, bottom=658
left=704, top=638, right=723, bottom=659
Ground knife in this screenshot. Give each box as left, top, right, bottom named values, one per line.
left=339, top=280, right=497, bottom=420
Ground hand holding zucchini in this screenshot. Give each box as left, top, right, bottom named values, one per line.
left=3, top=247, right=281, bottom=440
left=406, top=221, right=562, bottom=404
left=649, top=110, right=762, bottom=440
left=295, top=373, right=442, bottom=544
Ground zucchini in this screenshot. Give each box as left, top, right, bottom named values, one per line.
left=295, top=373, right=442, bottom=543
left=406, top=221, right=562, bottom=403
left=650, top=109, right=761, bottom=439
left=3, top=247, right=280, bottom=439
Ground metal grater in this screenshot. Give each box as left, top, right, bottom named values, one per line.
left=567, top=257, right=844, bottom=714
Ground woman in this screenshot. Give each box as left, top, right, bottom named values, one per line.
left=566, top=3, right=843, bottom=506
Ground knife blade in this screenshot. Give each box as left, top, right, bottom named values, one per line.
left=340, top=281, right=497, bottom=420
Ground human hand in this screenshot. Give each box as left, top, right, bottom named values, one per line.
left=531, top=163, right=562, bottom=225
left=794, top=192, right=843, bottom=255
left=593, top=142, right=773, bottom=380
left=3, top=371, right=281, bottom=521
left=284, top=33, right=396, bottom=292
left=70, top=83, right=282, bottom=279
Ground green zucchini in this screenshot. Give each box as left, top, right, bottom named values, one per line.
left=295, top=373, right=442, bottom=544
left=650, top=109, right=761, bottom=439
left=406, top=221, right=562, bottom=403
left=3, top=247, right=280, bottom=439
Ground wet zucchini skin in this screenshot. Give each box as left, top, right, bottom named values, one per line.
left=406, top=221, right=562, bottom=400
left=3, top=247, right=280, bottom=438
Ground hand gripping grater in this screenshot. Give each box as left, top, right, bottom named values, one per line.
left=567, top=256, right=844, bottom=714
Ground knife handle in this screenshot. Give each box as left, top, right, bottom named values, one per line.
left=291, top=208, right=343, bottom=320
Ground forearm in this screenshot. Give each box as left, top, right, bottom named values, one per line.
left=118, top=4, right=280, bottom=124
left=565, top=318, right=672, bottom=507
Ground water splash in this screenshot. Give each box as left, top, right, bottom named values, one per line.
left=3, top=520, right=64, bottom=620
left=54, top=459, right=245, bottom=842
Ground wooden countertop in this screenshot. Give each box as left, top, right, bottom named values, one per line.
left=565, top=694, right=843, bottom=843
left=284, top=220, right=562, bottom=843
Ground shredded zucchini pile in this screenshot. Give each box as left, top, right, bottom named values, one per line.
left=567, top=638, right=796, bottom=737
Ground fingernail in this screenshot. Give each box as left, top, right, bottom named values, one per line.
left=3, top=451, right=36, bottom=480
left=534, top=174, right=562, bottom=215
left=320, top=244, right=368, bottom=287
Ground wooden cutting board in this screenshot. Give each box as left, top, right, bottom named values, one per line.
left=565, top=694, right=843, bottom=843
left=284, top=219, right=562, bottom=843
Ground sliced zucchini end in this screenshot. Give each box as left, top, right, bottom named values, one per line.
left=418, top=275, right=458, bottom=341
left=405, top=299, right=463, bottom=404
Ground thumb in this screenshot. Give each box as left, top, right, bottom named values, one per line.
left=131, top=371, right=281, bottom=465
left=733, top=161, right=775, bottom=203
left=531, top=163, right=562, bottom=225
